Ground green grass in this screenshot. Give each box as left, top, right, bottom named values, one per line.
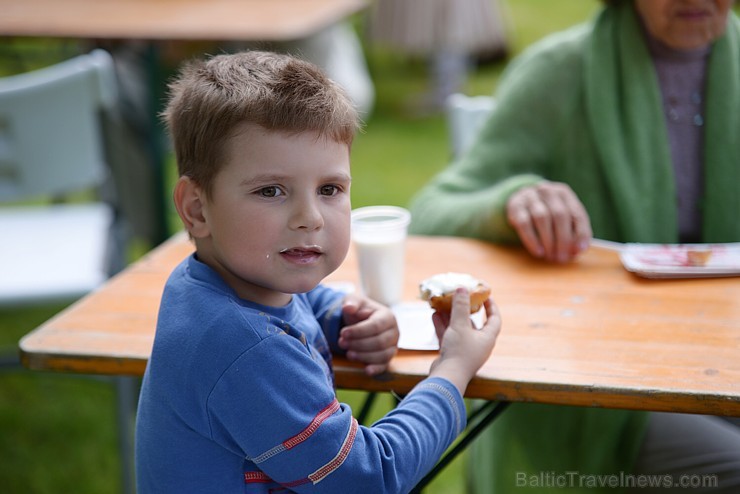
left=0, top=304, right=122, bottom=494
left=0, top=2, right=596, bottom=492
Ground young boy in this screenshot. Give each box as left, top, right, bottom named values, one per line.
left=135, top=50, right=501, bottom=493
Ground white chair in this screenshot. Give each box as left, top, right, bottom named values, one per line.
left=445, top=93, right=497, bottom=159
left=0, top=49, right=138, bottom=494
left=0, top=49, right=123, bottom=307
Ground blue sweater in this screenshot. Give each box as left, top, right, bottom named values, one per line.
left=135, top=254, right=466, bottom=493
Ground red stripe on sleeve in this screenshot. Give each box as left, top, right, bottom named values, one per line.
left=283, top=398, right=341, bottom=450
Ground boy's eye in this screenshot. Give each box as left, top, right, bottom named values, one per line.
left=258, top=186, right=283, bottom=198
left=319, top=185, right=339, bottom=196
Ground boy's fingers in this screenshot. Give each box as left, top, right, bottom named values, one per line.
left=450, top=288, right=471, bottom=326
left=342, top=300, right=359, bottom=314
left=343, top=331, right=398, bottom=352
left=483, top=298, right=496, bottom=318
left=364, top=363, right=389, bottom=376
left=481, top=298, right=503, bottom=336
left=348, top=346, right=397, bottom=364
left=431, top=311, right=449, bottom=341
left=342, top=318, right=398, bottom=341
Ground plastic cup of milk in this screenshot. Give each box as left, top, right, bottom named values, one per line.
left=350, top=206, right=411, bottom=306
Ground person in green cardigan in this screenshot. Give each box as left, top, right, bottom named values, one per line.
left=409, top=0, right=740, bottom=492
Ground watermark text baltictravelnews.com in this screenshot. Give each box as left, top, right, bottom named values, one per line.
left=515, top=471, right=719, bottom=489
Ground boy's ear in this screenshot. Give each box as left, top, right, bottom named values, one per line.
left=173, top=176, right=210, bottom=238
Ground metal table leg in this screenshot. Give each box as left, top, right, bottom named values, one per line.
left=410, top=401, right=510, bottom=493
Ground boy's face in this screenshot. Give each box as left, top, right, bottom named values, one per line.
left=189, top=124, right=352, bottom=306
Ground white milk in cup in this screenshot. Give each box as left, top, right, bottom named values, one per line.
left=350, top=206, right=411, bottom=307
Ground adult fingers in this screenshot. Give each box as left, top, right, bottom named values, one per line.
left=537, top=183, right=575, bottom=262
left=560, top=188, right=592, bottom=255
left=507, top=187, right=548, bottom=258
left=508, top=182, right=592, bottom=263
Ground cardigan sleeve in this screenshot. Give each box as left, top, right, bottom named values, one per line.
left=207, top=332, right=466, bottom=493
left=408, top=24, right=590, bottom=244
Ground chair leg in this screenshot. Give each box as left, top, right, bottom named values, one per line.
left=115, top=376, right=139, bottom=494
left=0, top=348, right=21, bottom=369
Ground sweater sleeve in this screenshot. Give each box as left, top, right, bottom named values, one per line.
left=207, top=333, right=465, bottom=493
left=408, top=24, right=589, bottom=244
left=306, top=284, right=345, bottom=354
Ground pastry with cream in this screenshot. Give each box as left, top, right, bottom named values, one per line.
left=419, top=272, right=490, bottom=313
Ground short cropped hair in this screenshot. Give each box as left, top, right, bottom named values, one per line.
left=162, top=50, right=360, bottom=197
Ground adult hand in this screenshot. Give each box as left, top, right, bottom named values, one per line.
left=506, top=181, right=592, bottom=263
left=339, top=294, right=399, bottom=376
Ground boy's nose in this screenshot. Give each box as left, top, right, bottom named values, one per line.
left=289, top=198, right=324, bottom=231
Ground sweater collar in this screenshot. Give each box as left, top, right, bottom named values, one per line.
left=186, top=253, right=299, bottom=318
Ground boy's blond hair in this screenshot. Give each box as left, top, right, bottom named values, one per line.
left=162, top=50, right=360, bottom=197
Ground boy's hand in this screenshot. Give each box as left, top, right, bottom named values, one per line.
left=339, top=294, right=399, bottom=376
left=429, top=288, right=502, bottom=396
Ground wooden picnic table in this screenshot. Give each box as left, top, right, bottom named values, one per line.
left=0, top=0, right=368, bottom=41
left=20, top=233, right=740, bottom=416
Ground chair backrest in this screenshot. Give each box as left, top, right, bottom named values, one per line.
left=445, top=93, right=497, bottom=159
left=0, top=49, right=118, bottom=203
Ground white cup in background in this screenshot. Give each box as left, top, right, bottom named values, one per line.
left=350, top=206, right=411, bottom=306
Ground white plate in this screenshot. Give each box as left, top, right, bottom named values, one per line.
left=619, top=242, right=740, bottom=279
left=393, top=302, right=485, bottom=350
left=393, top=302, right=440, bottom=350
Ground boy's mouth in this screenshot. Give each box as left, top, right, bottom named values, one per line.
left=279, top=246, right=323, bottom=264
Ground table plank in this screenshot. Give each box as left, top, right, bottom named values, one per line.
left=19, top=233, right=740, bottom=415
left=0, top=0, right=367, bottom=41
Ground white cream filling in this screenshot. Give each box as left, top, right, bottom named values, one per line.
left=419, top=272, right=483, bottom=299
